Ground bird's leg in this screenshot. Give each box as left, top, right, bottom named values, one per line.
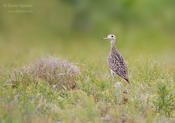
left=111, top=70, right=115, bottom=79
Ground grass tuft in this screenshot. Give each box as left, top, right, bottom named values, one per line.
left=154, top=82, right=175, bottom=116
left=5, top=57, right=80, bottom=90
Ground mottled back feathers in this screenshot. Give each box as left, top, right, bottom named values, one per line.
left=108, top=46, right=129, bottom=83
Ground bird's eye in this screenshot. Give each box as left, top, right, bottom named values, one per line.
left=111, top=35, right=113, bottom=37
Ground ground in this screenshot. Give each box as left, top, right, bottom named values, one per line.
left=0, top=36, right=174, bottom=123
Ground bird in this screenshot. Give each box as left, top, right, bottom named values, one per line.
left=104, top=34, right=130, bottom=83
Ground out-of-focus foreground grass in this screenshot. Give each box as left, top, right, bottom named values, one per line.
left=0, top=0, right=175, bottom=122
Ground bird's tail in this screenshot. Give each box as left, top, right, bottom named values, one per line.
left=125, top=78, right=130, bottom=84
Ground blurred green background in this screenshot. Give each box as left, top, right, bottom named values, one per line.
left=0, top=0, right=175, bottom=65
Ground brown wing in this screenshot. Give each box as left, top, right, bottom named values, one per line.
left=108, top=49, right=129, bottom=82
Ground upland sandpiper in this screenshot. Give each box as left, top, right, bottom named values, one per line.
left=104, top=34, right=130, bottom=83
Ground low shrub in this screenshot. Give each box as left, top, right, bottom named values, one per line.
left=6, top=57, right=80, bottom=90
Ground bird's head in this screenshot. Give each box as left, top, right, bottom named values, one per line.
left=104, top=34, right=116, bottom=40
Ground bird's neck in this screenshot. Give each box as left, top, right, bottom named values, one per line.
left=111, top=39, right=116, bottom=49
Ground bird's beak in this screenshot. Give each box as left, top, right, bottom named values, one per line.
left=104, top=37, right=108, bottom=40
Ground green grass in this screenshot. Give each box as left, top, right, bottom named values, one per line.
left=0, top=36, right=174, bottom=123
